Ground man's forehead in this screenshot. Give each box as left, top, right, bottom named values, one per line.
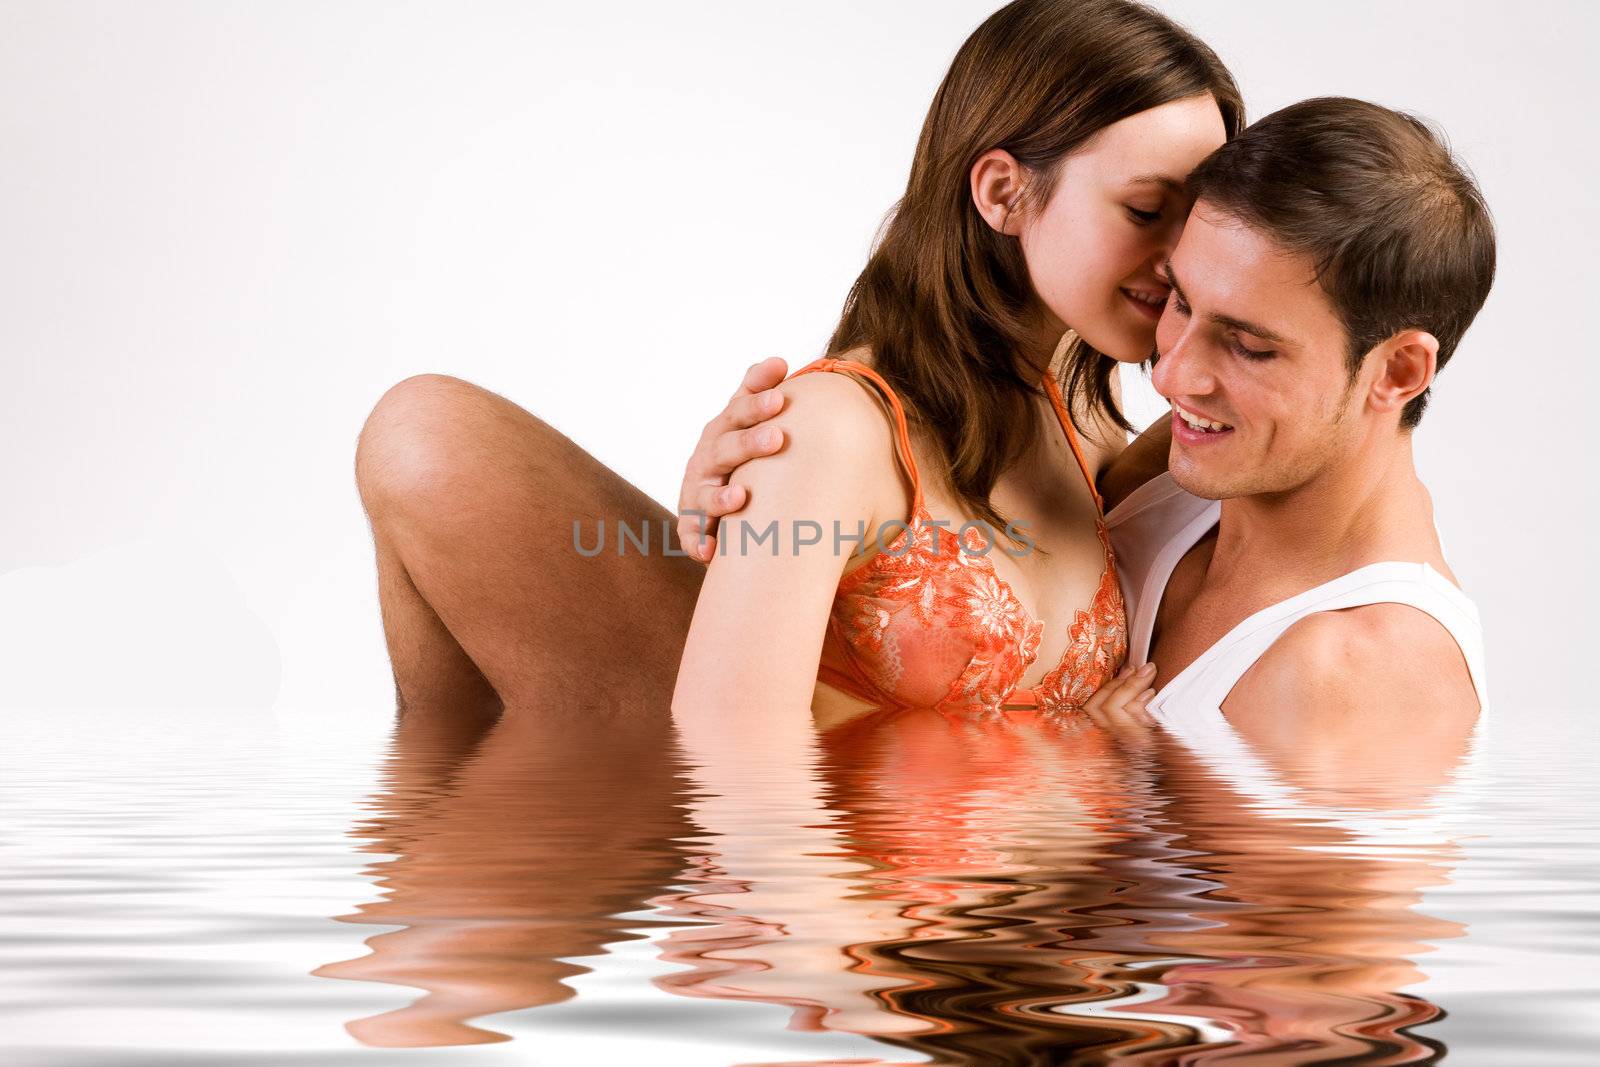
left=1171, top=204, right=1331, bottom=315
left=1174, top=204, right=1320, bottom=292
left=1167, top=205, right=1349, bottom=350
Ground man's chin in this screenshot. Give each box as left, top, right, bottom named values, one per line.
left=1167, top=461, right=1232, bottom=501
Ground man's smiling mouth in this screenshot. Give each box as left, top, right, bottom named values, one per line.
left=1172, top=401, right=1233, bottom=434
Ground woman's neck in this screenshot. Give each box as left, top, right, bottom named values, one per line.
left=1027, top=324, right=1076, bottom=381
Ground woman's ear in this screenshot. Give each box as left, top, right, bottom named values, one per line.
left=970, top=149, right=1029, bottom=235
left=1368, top=329, right=1438, bottom=419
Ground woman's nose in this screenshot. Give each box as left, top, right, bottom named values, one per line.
left=1149, top=216, right=1187, bottom=262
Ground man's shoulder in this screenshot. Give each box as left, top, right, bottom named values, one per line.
left=1099, top=415, right=1171, bottom=512
left=1226, top=601, right=1479, bottom=723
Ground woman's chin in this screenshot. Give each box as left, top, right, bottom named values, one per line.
left=1078, top=324, right=1155, bottom=364
left=1106, top=343, right=1155, bottom=364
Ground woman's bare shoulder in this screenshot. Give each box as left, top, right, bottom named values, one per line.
left=727, top=357, right=907, bottom=508
left=768, top=364, right=898, bottom=451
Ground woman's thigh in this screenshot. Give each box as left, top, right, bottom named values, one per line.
left=357, top=373, right=705, bottom=722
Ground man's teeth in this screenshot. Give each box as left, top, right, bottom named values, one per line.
left=1174, top=403, right=1231, bottom=432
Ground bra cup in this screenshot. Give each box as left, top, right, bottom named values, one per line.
left=790, top=356, right=1129, bottom=715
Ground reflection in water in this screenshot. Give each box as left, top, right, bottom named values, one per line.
left=313, top=710, right=694, bottom=1046
left=317, top=706, right=1473, bottom=1062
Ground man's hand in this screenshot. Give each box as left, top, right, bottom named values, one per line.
left=677, top=357, right=791, bottom=562
left=1082, top=661, right=1159, bottom=747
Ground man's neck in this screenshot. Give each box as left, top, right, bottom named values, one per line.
left=1204, top=430, right=1439, bottom=590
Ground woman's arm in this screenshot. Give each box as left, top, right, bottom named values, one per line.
left=670, top=373, right=899, bottom=924
left=672, top=370, right=894, bottom=716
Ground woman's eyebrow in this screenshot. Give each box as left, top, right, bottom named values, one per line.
left=1127, top=174, right=1185, bottom=193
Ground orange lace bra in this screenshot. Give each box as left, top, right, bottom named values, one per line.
left=789, top=356, right=1128, bottom=717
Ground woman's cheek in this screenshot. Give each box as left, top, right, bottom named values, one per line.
left=1043, top=255, right=1100, bottom=326
left=1108, top=226, right=1159, bottom=281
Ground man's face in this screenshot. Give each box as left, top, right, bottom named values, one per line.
left=1150, top=203, right=1367, bottom=500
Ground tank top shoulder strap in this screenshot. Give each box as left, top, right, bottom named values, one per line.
left=1040, top=372, right=1104, bottom=516
left=786, top=356, right=925, bottom=515
left=1157, top=561, right=1488, bottom=717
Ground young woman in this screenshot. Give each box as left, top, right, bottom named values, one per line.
left=672, top=0, right=1239, bottom=727
left=354, top=0, right=1241, bottom=736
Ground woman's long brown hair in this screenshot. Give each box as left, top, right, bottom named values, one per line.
left=826, top=0, right=1242, bottom=540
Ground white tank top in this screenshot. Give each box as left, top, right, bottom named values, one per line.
left=1103, top=472, right=1490, bottom=846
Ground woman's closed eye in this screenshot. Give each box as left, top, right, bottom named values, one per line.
left=1125, top=205, right=1162, bottom=225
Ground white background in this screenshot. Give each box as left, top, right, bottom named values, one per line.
left=1, top=0, right=1593, bottom=724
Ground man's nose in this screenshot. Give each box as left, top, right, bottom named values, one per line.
left=1151, top=323, right=1216, bottom=400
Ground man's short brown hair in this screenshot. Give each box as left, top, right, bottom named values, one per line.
left=1186, top=96, right=1496, bottom=428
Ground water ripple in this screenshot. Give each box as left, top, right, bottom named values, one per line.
left=1, top=711, right=1597, bottom=1064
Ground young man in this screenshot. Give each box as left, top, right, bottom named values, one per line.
left=681, top=98, right=1495, bottom=787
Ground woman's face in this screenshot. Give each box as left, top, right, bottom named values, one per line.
left=1016, top=95, right=1229, bottom=363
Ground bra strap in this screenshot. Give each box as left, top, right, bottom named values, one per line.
left=787, top=357, right=925, bottom=515
left=1041, top=372, right=1104, bottom=516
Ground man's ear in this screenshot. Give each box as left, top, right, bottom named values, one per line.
left=1368, top=329, right=1438, bottom=419
left=970, top=149, right=1030, bottom=235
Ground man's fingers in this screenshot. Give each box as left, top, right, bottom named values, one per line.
left=676, top=510, right=716, bottom=563
left=728, top=357, right=790, bottom=403
left=710, top=425, right=784, bottom=474
left=676, top=484, right=751, bottom=561
left=704, top=388, right=785, bottom=442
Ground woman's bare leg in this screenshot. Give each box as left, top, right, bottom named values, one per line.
left=354, top=373, right=705, bottom=728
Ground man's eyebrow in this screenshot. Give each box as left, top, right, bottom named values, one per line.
left=1128, top=174, right=1185, bottom=194
left=1162, top=259, right=1293, bottom=347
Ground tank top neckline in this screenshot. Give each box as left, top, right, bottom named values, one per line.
left=1155, top=559, right=1479, bottom=704
left=1113, top=473, right=1483, bottom=708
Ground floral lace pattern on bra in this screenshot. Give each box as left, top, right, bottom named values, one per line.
left=799, top=356, right=1128, bottom=717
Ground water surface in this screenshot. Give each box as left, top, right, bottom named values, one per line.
left=2, top=707, right=1596, bottom=1065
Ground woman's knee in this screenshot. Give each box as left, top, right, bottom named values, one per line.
left=355, top=373, right=545, bottom=517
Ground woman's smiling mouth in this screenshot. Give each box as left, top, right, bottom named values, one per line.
left=1120, top=286, right=1168, bottom=321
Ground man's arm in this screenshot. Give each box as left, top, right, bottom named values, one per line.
left=1221, top=605, right=1481, bottom=805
